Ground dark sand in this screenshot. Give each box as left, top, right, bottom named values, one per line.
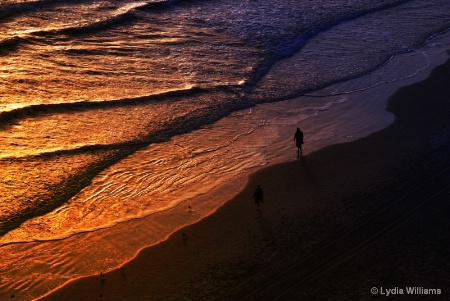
left=38, top=56, right=450, bottom=301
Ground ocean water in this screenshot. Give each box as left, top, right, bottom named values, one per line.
left=1, top=0, right=450, bottom=299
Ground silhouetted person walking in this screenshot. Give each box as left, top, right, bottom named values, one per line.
left=294, top=127, right=304, bottom=155
left=253, top=185, right=264, bottom=211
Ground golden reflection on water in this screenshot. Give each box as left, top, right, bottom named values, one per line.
left=0, top=106, right=272, bottom=244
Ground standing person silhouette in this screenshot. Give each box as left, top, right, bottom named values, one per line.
left=294, top=127, right=304, bottom=156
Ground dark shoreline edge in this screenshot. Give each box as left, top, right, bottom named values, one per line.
left=38, top=55, right=450, bottom=301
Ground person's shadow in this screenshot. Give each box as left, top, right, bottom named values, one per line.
left=256, top=210, right=276, bottom=247
left=298, top=156, right=319, bottom=191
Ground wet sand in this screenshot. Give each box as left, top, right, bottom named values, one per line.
left=38, top=56, right=450, bottom=300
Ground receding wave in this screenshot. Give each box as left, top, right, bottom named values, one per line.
left=1, top=87, right=253, bottom=159
left=2, top=2, right=142, bottom=41
left=0, top=0, right=207, bottom=41
left=55, top=6, right=140, bottom=36
left=0, top=86, right=210, bottom=124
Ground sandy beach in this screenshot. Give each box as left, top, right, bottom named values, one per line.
left=38, top=55, right=450, bottom=301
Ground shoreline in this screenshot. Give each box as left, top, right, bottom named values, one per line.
left=38, top=54, right=450, bottom=300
